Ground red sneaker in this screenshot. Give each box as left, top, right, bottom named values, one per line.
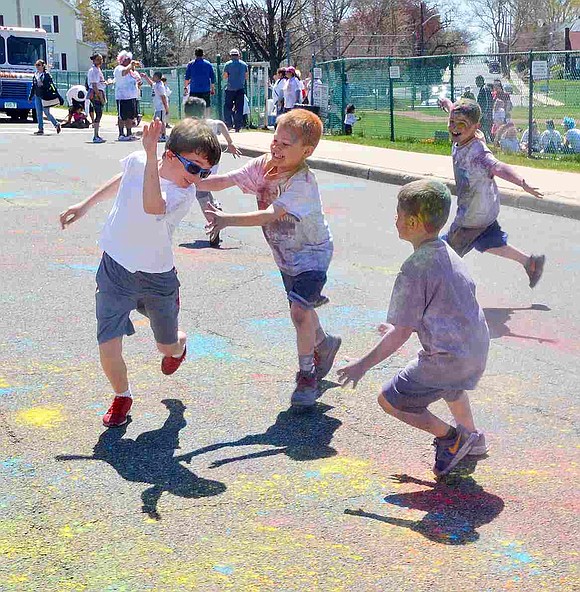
left=102, top=396, right=132, bottom=427
left=161, top=346, right=187, bottom=375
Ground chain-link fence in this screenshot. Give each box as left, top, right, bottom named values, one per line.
left=315, top=51, right=580, bottom=160
left=50, top=60, right=270, bottom=128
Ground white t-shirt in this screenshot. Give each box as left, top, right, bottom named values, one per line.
left=152, top=80, right=167, bottom=112
left=565, top=128, right=580, bottom=152
left=114, top=65, right=140, bottom=100
left=283, top=77, right=301, bottom=109
left=87, top=65, right=106, bottom=92
left=99, top=151, right=196, bottom=273
left=344, top=113, right=357, bottom=125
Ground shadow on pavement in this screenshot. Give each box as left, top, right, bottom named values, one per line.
left=177, top=402, right=342, bottom=468
left=56, top=399, right=226, bottom=520
left=483, top=303, right=556, bottom=343
left=179, top=241, right=239, bottom=251
left=345, top=460, right=504, bottom=545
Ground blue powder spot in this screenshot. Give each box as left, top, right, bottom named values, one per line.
left=326, top=306, right=385, bottom=331
left=49, top=263, right=99, bottom=274
left=304, top=470, right=321, bottom=479
left=1, top=458, right=35, bottom=478
left=318, top=182, right=367, bottom=191
left=0, top=192, right=20, bottom=199
left=249, top=318, right=288, bottom=330
left=187, top=334, right=233, bottom=361
left=0, top=163, right=71, bottom=174
left=230, top=265, right=246, bottom=271
left=503, top=544, right=533, bottom=564
left=0, top=388, right=12, bottom=397
left=213, top=565, right=234, bottom=576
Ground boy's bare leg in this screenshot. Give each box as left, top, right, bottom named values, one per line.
left=291, top=305, right=317, bottom=357
left=486, top=244, right=528, bottom=267
left=378, top=394, right=451, bottom=438
left=445, top=391, right=476, bottom=432
left=156, top=330, right=187, bottom=358
left=99, top=337, right=129, bottom=394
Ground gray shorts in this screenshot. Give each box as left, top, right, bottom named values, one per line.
left=96, top=252, right=180, bottom=345
left=154, top=109, right=167, bottom=123
left=381, top=371, right=464, bottom=414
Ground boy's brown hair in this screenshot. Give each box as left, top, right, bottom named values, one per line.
left=276, top=109, right=323, bottom=148
left=398, top=180, right=451, bottom=233
left=450, top=99, right=481, bottom=124
left=166, top=118, right=222, bottom=167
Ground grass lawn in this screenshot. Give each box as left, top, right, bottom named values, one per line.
left=327, top=134, right=580, bottom=173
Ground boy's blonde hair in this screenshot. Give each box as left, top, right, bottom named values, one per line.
left=166, top=118, right=222, bottom=166
left=450, top=99, right=481, bottom=125
left=276, top=109, right=323, bottom=148
left=398, top=180, right=451, bottom=233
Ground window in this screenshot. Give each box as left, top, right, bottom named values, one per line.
left=0, top=37, right=5, bottom=65
left=61, top=53, right=67, bottom=71
left=0, top=15, right=5, bottom=26
left=37, top=15, right=59, bottom=34
left=7, top=35, right=47, bottom=65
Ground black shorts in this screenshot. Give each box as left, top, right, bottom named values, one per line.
left=91, top=99, right=103, bottom=123
left=191, top=92, right=211, bottom=107
left=281, top=270, right=327, bottom=309
left=117, top=98, right=138, bottom=121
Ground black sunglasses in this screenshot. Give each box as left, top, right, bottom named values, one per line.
left=174, top=152, right=212, bottom=178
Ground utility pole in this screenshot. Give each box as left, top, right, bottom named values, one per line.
left=419, top=1, right=425, bottom=56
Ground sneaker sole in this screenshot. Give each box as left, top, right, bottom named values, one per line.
left=102, top=415, right=129, bottom=428
left=316, top=336, right=342, bottom=381
left=434, top=432, right=479, bottom=476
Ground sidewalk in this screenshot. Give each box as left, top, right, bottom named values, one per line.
left=229, top=131, right=580, bottom=220
left=60, top=109, right=580, bottom=219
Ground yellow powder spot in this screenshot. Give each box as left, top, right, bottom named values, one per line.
left=0, top=378, right=9, bottom=388
left=8, top=575, right=29, bottom=583
left=15, top=406, right=64, bottom=428
left=59, top=525, right=74, bottom=538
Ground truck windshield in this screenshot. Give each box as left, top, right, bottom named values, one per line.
left=0, top=37, right=5, bottom=64
left=6, top=36, right=46, bottom=66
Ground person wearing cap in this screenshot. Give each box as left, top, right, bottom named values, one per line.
left=184, top=48, right=215, bottom=112
left=283, top=66, right=301, bottom=112
left=563, top=117, right=580, bottom=154
left=114, top=50, right=141, bottom=141
left=223, top=48, right=248, bottom=132
left=87, top=53, right=109, bottom=144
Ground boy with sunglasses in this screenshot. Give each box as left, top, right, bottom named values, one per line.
left=59, top=118, right=221, bottom=427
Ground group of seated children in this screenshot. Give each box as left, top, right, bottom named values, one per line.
left=496, top=118, right=580, bottom=155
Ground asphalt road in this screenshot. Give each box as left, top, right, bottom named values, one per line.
left=1, top=116, right=579, bottom=591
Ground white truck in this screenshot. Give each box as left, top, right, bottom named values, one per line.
left=0, top=26, right=48, bottom=121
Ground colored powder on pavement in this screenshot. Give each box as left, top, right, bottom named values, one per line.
left=15, top=406, right=64, bottom=428
left=187, top=334, right=234, bottom=361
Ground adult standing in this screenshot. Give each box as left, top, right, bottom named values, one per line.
left=87, top=53, right=108, bottom=144
left=271, top=67, right=287, bottom=118
left=184, top=48, right=216, bottom=112
left=282, top=66, right=301, bottom=112
left=475, top=75, right=493, bottom=142
left=28, top=59, right=61, bottom=136
left=113, top=50, right=141, bottom=141
left=493, top=79, right=512, bottom=120
left=223, top=48, right=248, bottom=132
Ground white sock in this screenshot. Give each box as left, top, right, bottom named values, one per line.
left=171, top=344, right=186, bottom=358
left=116, top=389, right=132, bottom=398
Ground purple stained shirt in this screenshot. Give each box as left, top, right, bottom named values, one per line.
left=387, top=238, right=490, bottom=390
left=452, top=137, right=501, bottom=228
left=224, top=155, right=333, bottom=275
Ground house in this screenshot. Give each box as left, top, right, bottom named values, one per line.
left=0, top=0, right=94, bottom=71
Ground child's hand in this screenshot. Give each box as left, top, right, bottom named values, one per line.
left=227, top=142, right=242, bottom=158
left=336, top=359, right=367, bottom=389
left=522, top=180, right=543, bottom=199
left=142, top=119, right=163, bottom=154
left=59, top=202, right=87, bottom=229
left=204, top=203, right=227, bottom=241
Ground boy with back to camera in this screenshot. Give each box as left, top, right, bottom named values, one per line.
left=141, top=71, right=170, bottom=142
left=338, top=180, right=490, bottom=477
left=440, top=98, right=545, bottom=288
left=199, top=109, right=341, bottom=408
left=59, top=119, right=221, bottom=427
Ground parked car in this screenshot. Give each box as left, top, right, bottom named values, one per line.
left=488, top=61, right=500, bottom=74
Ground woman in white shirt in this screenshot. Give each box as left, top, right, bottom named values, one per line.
left=283, top=66, right=301, bottom=112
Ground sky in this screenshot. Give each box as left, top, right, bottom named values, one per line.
left=433, top=0, right=492, bottom=52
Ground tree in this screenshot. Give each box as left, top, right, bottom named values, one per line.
left=76, top=0, right=106, bottom=42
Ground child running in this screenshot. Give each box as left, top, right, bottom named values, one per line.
left=440, top=98, right=545, bottom=288
left=199, top=109, right=341, bottom=407
left=185, top=97, right=242, bottom=246
left=59, top=118, right=221, bottom=427
left=338, top=180, right=490, bottom=477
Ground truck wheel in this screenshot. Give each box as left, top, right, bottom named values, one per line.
left=17, top=109, right=30, bottom=121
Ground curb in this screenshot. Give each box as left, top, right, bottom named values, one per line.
left=231, top=144, right=580, bottom=221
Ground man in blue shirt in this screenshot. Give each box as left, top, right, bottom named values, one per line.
left=223, top=48, right=248, bottom=132
left=184, top=48, right=216, bottom=110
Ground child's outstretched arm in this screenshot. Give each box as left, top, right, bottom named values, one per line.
left=491, top=162, right=543, bottom=198
left=59, top=173, right=122, bottom=229
left=142, top=119, right=166, bottom=215
left=195, top=174, right=237, bottom=192
left=216, top=121, right=242, bottom=157
left=337, top=323, right=413, bottom=388
left=205, top=202, right=285, bottom=235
